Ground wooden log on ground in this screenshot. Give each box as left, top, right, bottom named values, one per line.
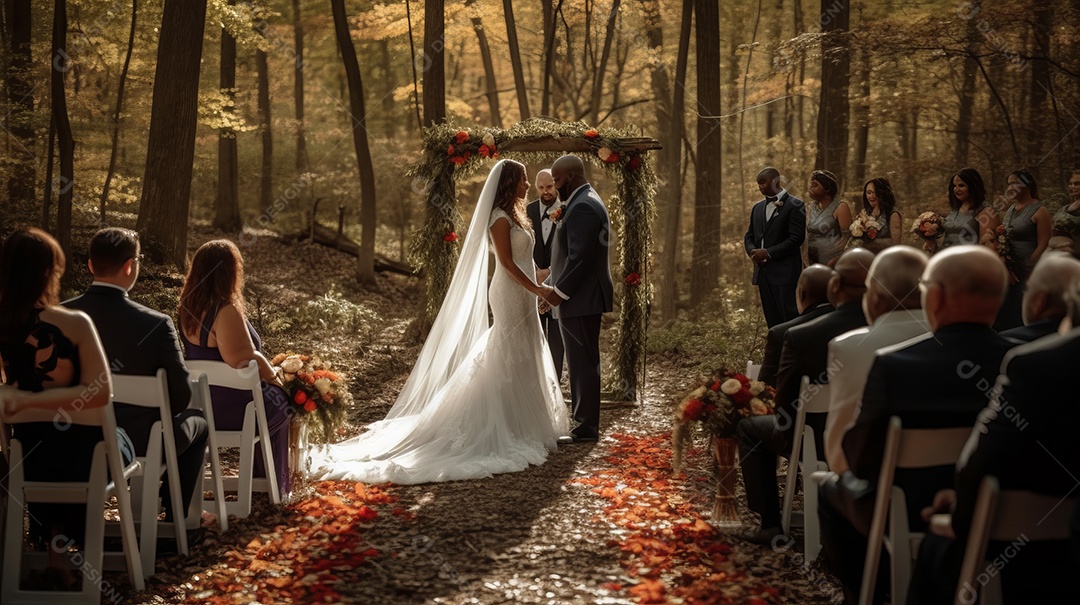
left=298, top=222, right=419, bottom=277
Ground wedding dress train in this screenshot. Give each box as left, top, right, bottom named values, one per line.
left=310, top=162, right=568, bottom=484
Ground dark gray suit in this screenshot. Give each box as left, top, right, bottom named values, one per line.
left=64, top=284, right=208, bottom=521
left=527, top=198, right=564, bottom=381
left=550, top=184, right=613, bottom=438
left=743, top=192, right=807, bottom=327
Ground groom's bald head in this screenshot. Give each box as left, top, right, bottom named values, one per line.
left=551, top=155, right=588, bottom=200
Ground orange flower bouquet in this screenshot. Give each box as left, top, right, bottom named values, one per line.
left=271, top=352, right=351, bottom=443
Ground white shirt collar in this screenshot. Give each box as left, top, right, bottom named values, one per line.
left=566, top=183, right=589, bottom=205
left=91, top=281, right=129, bottom=294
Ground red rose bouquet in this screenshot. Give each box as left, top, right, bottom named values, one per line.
left=271, top=352, right=351, bottom=443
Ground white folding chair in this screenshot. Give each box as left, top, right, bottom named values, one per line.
left=952, top=477, right=1076, bottom=605
left=110, top=370, right=189, bottom=573
left=859, top=417, right=972, bottom=605
left=746, top=360, right=762, bottom=381
left=186, top=359, right=280, bottom=518
left=781, top=375, right=831, bottom=562
left=189, top=373, right=228, bottom=532
left=2, top=403, right=145, bottom=603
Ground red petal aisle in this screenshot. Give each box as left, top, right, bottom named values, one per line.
left=572, top=433, right=781, bottom=604
left=184, top=481, right=396, bottom=604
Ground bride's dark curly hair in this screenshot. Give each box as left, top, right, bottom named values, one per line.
left=493, top=160, right=530, bottom=229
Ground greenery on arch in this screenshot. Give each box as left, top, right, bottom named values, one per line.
left=407, top=118, right=659, bottom=401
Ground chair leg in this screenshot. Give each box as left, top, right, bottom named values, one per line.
left=2, top=443, right=26, bottom=600
left=234, top=404, right=257, bottom=519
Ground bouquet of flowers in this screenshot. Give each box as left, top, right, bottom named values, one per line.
left=911, top=211, right=944, bottom=241
left=848, top=211, right=883, bottom=243
left=671, top=369, right=776, bottom=472
left=982, top=225, right=1020, bottom=279
left=271, top=352, right=351, bottom=444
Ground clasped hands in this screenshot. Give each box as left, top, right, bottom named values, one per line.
left=750, top=249, right=770, bottom=265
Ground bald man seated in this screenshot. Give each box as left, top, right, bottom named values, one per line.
left=1000, top=251, right=1080, bottom=343
left=824, top=246, right=930, bottom=474
left=817, top=245, right=1021, bottom=604
left=737, top=248, right=873, bottom=544
left=757, top=264, right=836, bottom=387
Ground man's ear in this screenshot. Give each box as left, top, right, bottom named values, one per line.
left=87, top=259, right=95, bottom=276
left=122, top=257, right=135, bottom=277
left=1029, top=290, right=1048, bottom=319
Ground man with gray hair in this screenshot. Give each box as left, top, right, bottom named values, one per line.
left=999, top=251, right=1080, bottom=342
left=824, top=246, right=930, bottom=475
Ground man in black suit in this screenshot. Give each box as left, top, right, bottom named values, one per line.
left=758, top=264, right=835, bottom=386
left=64, top=228, right=208, bottom=527
left=526, top=168, right=565, bottom=381
left=1000, top=252, right=1080, bottom=343
left=744, top=166, right=807, bottom=327
left=818, top=245, right=1019, bottom=603
left=544, top=155, right=614, bottom=443
left=909, top=323, right=1080, bottom=603
left=737, top=248, right=874, bottom=543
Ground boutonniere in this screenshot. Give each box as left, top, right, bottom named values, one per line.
left=548, top=207, right=564, bottom=222
left=773, top=197, right=785, bottom=209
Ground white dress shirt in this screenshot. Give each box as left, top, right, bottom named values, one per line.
left=762, top=188, right=787, bottom=248
left=540, top=200, right=563, bottom=242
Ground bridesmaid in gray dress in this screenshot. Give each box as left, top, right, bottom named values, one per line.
left=941, top=167, right=999, bottom=250
left=854, top=177, right=902, bottom=252
left=805, top=170, right=852, bottom=266
left=995, top=169, right=1052, bottom=330
left=1051, top=170, right=1080, bottom=256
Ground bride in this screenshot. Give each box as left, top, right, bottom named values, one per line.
left=310, top=160, right=569, bottom=484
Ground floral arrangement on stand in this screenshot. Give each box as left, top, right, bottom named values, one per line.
left=271, top=352, right=351, bottom=445
left=848, top=211, right=883, bottom=247
left=408, top=118, right=657, bottom=402
left=671, top=369, right=776, bottom=473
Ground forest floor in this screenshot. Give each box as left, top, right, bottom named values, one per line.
left=56, top=221, right=842, bottom=604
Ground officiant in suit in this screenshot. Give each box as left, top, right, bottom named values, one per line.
left=544, top=155, right=614, bottom=443
left=64, top=228, right=208, bottom=529
left=744, top=166, right=807, bottom=327
left=527, top=169, right=565, bottom=381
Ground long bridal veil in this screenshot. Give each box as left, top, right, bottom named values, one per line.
left=382, top=159, right=507, bottom=419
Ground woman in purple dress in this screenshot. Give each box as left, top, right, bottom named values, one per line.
left=178, top=240, right=291, bottom=492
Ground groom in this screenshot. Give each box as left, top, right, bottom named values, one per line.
left=543, top=155, right=614, bottom=443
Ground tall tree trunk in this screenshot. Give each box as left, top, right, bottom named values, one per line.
left=380, top=39, right=395, bottom=139
left=136, top=0, right=208, bottom=267
left=955, top=9, right=979, bottom=166
left=588, top=0, right=621, bottom=125
left=1027, top=2, right=1052, bottom=177
left=423, top=0, right=446, bottom=126
left=852, top=49, right=870, bottom=186
left=5, top=0, right=34, bottom=215
left=657, top=0, right=691, bottom=321
left=466, top=0, right=501, bottom=126
left=292, top=0, right=309, bottom=173
left=331, top=0, right=378, bottom=285
left=43, top=118, right=55, bottom=230
left=814, top=0, right=850, bottom=171
left=503, top=0, right=530, bottom=121
left=794, top=0, right=805, bottom=140
left=690, top=0, right=722, bottom=307
left=257, top=21, right=272, bottom=214
left=100, top=0, right=137, bottom=223
left=541, top=0, right=565, bottom=117
left=52, top=0, right=74, bottom=258
left=215, top=0, right=241, bottom=232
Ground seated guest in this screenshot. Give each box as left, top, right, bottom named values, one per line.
left=64, top=228, right=210, bottom=530
left=824, top=246, right=930, bottom=474
left=0, top=228, right=134, bottom=587
left=910, top=283, right=1080, bottom=603
left=758, top=264, right=835, bottom=386
left=818, top=245, right=1018, bottom=604
left=178, top=240, right=291, bottom=493
left=999, top=251, right=1080, bottom=342
left=738, top=248, right=874, bottom=543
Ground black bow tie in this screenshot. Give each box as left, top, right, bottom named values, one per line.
left=766, top=195, right=779, bottom=203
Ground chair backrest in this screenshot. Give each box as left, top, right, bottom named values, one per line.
left=111, top=369, right=170, bottom=410
left=186, top=359, right=261, bottom=392
left=746, top=360, right=762, bottom=381
left=895, top=426, right=972, bottom=469
left=799, top=375, right=832, bottom=414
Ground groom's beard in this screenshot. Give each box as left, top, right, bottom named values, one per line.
left=557, top=183, right=574, bottom=201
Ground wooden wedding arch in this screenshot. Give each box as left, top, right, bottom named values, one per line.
left=409, top=118, right=661, bottom=401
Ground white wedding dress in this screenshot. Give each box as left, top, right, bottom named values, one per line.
left=310, top=161, right=568, bottom=484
